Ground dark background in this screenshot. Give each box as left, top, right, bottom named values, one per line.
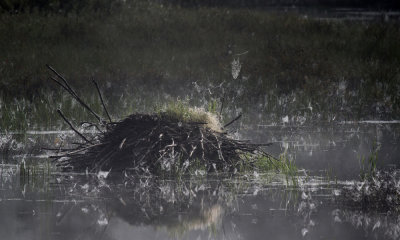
left=1, top=0, right=400, bottom=13
left=162, top=0, right=400, bottom=9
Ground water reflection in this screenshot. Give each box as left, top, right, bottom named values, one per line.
left=1, top=122, right=400, bottom=239
left=0, top=166, right=399, bottom=240
left=245, top=122, right=400, bottom=178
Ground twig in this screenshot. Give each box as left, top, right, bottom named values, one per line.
left=46, top=64, right=79, bottom=97
left=65, top=143, right=104, bottom=156
left=213, top=133, right=225, bottom=162
left=223, top=113, right=242, bottom=128
left=91, top=148, right=116, bottom=172
left=219, top=93, right=225, bottom=119
left=46, top=64, right=102, bottom=122
left=259, top=149, right=280, bottom=162
left=41, top=147, right=71, bottom=152
left=49, top=143, right=105, bottom=158
left=92, top=79, right=112, bottom=123
left=80, top=121, right=103, bottom=133
left=199, top=128, right=205, bottom=162
left=57, top=109, right=92, bottom=144
left=245, top=142, right=274, bottom=147
left=50, top=76, right=73, bottom=95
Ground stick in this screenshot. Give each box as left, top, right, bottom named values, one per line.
left=46, top=64, right=102, bottom=122
left=41, top=147, right=72, bottom=152
left=50, top=76, right=73, bottom=96
left=66, top=143, right=105, bottom=155
left=259, top=149, right=280, bottom=162
left=46, top=64, right=78, bottom=96
left=57, top=109, right=92, bottom=144
left=92, top=79, right=112, bottom=123
left=80, top=121, right=103, bottom=133
left=213, top=133, right=225, bottom=162
left=49, top=143, right=104, bottom=158
left=223, top=113, right=242, bottom=128
left=219, top=93, right=225, bottom=118
left=245, top=142, right=274, bottom=147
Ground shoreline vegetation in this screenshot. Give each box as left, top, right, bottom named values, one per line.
left=1, top=0, right=400, bottom=132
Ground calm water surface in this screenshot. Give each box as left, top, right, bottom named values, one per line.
left=0, top=122, right=399, bottom=239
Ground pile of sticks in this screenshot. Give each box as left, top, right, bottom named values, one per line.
left=47, top=65, right=273, bottom=173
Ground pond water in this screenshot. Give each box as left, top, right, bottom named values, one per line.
left=0, top=122, right=399, bottom=240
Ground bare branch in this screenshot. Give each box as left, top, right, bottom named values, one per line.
left=92, top=79, right=112, bottom=123
left=223, top=113, right=242, bottom=128
left=57, top=109, right=92, bottom=144
left=46, top=64, right=102, bottom=122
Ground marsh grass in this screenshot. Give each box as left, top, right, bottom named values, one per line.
left=19, top=158, right=53, bottom=192
left=1, top=2, right=399, bottom=131
left=0, top=91, right=95, bottom=131
left=359, top=142, right=379, bottom=180
left=156, top=99, right=223, bottom=132
left=256, top=153, right=298, bottom=185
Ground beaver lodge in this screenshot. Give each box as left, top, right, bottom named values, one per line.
left=47, top=65, right=276, bottom=174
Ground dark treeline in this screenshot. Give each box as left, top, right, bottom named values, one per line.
left=0, top=0, right=123, bottom=13
left=1, top=0, right=400, bottom=13
left=1, top=0, right=399, bottom=125
left=161, top=0, right=400, bottom=10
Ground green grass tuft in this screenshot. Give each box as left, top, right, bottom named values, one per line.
left=157, top=99, right=223, bottom=132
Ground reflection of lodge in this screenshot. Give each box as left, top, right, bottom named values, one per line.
left=54, top=176, right=231, bottom=239
left=332, top=209, right=400, bottom=240
left=53, top=174, right=293, bottom=239
left=104, top=182, right=224, bottom=228
left=2, top=166, right=299, bottom=239
left=5, top=167, right=400, bottom=239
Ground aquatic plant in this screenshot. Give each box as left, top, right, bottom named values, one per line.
left=359, top=142, right=379, bottom=180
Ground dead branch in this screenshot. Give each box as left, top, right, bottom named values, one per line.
left=57, top=109, right=92, bottom=144
left=92, top=79, right=112, bottom=123
left=47, top=64, right=102, bottom=122
left=223, top=113, right=242, bottom=128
